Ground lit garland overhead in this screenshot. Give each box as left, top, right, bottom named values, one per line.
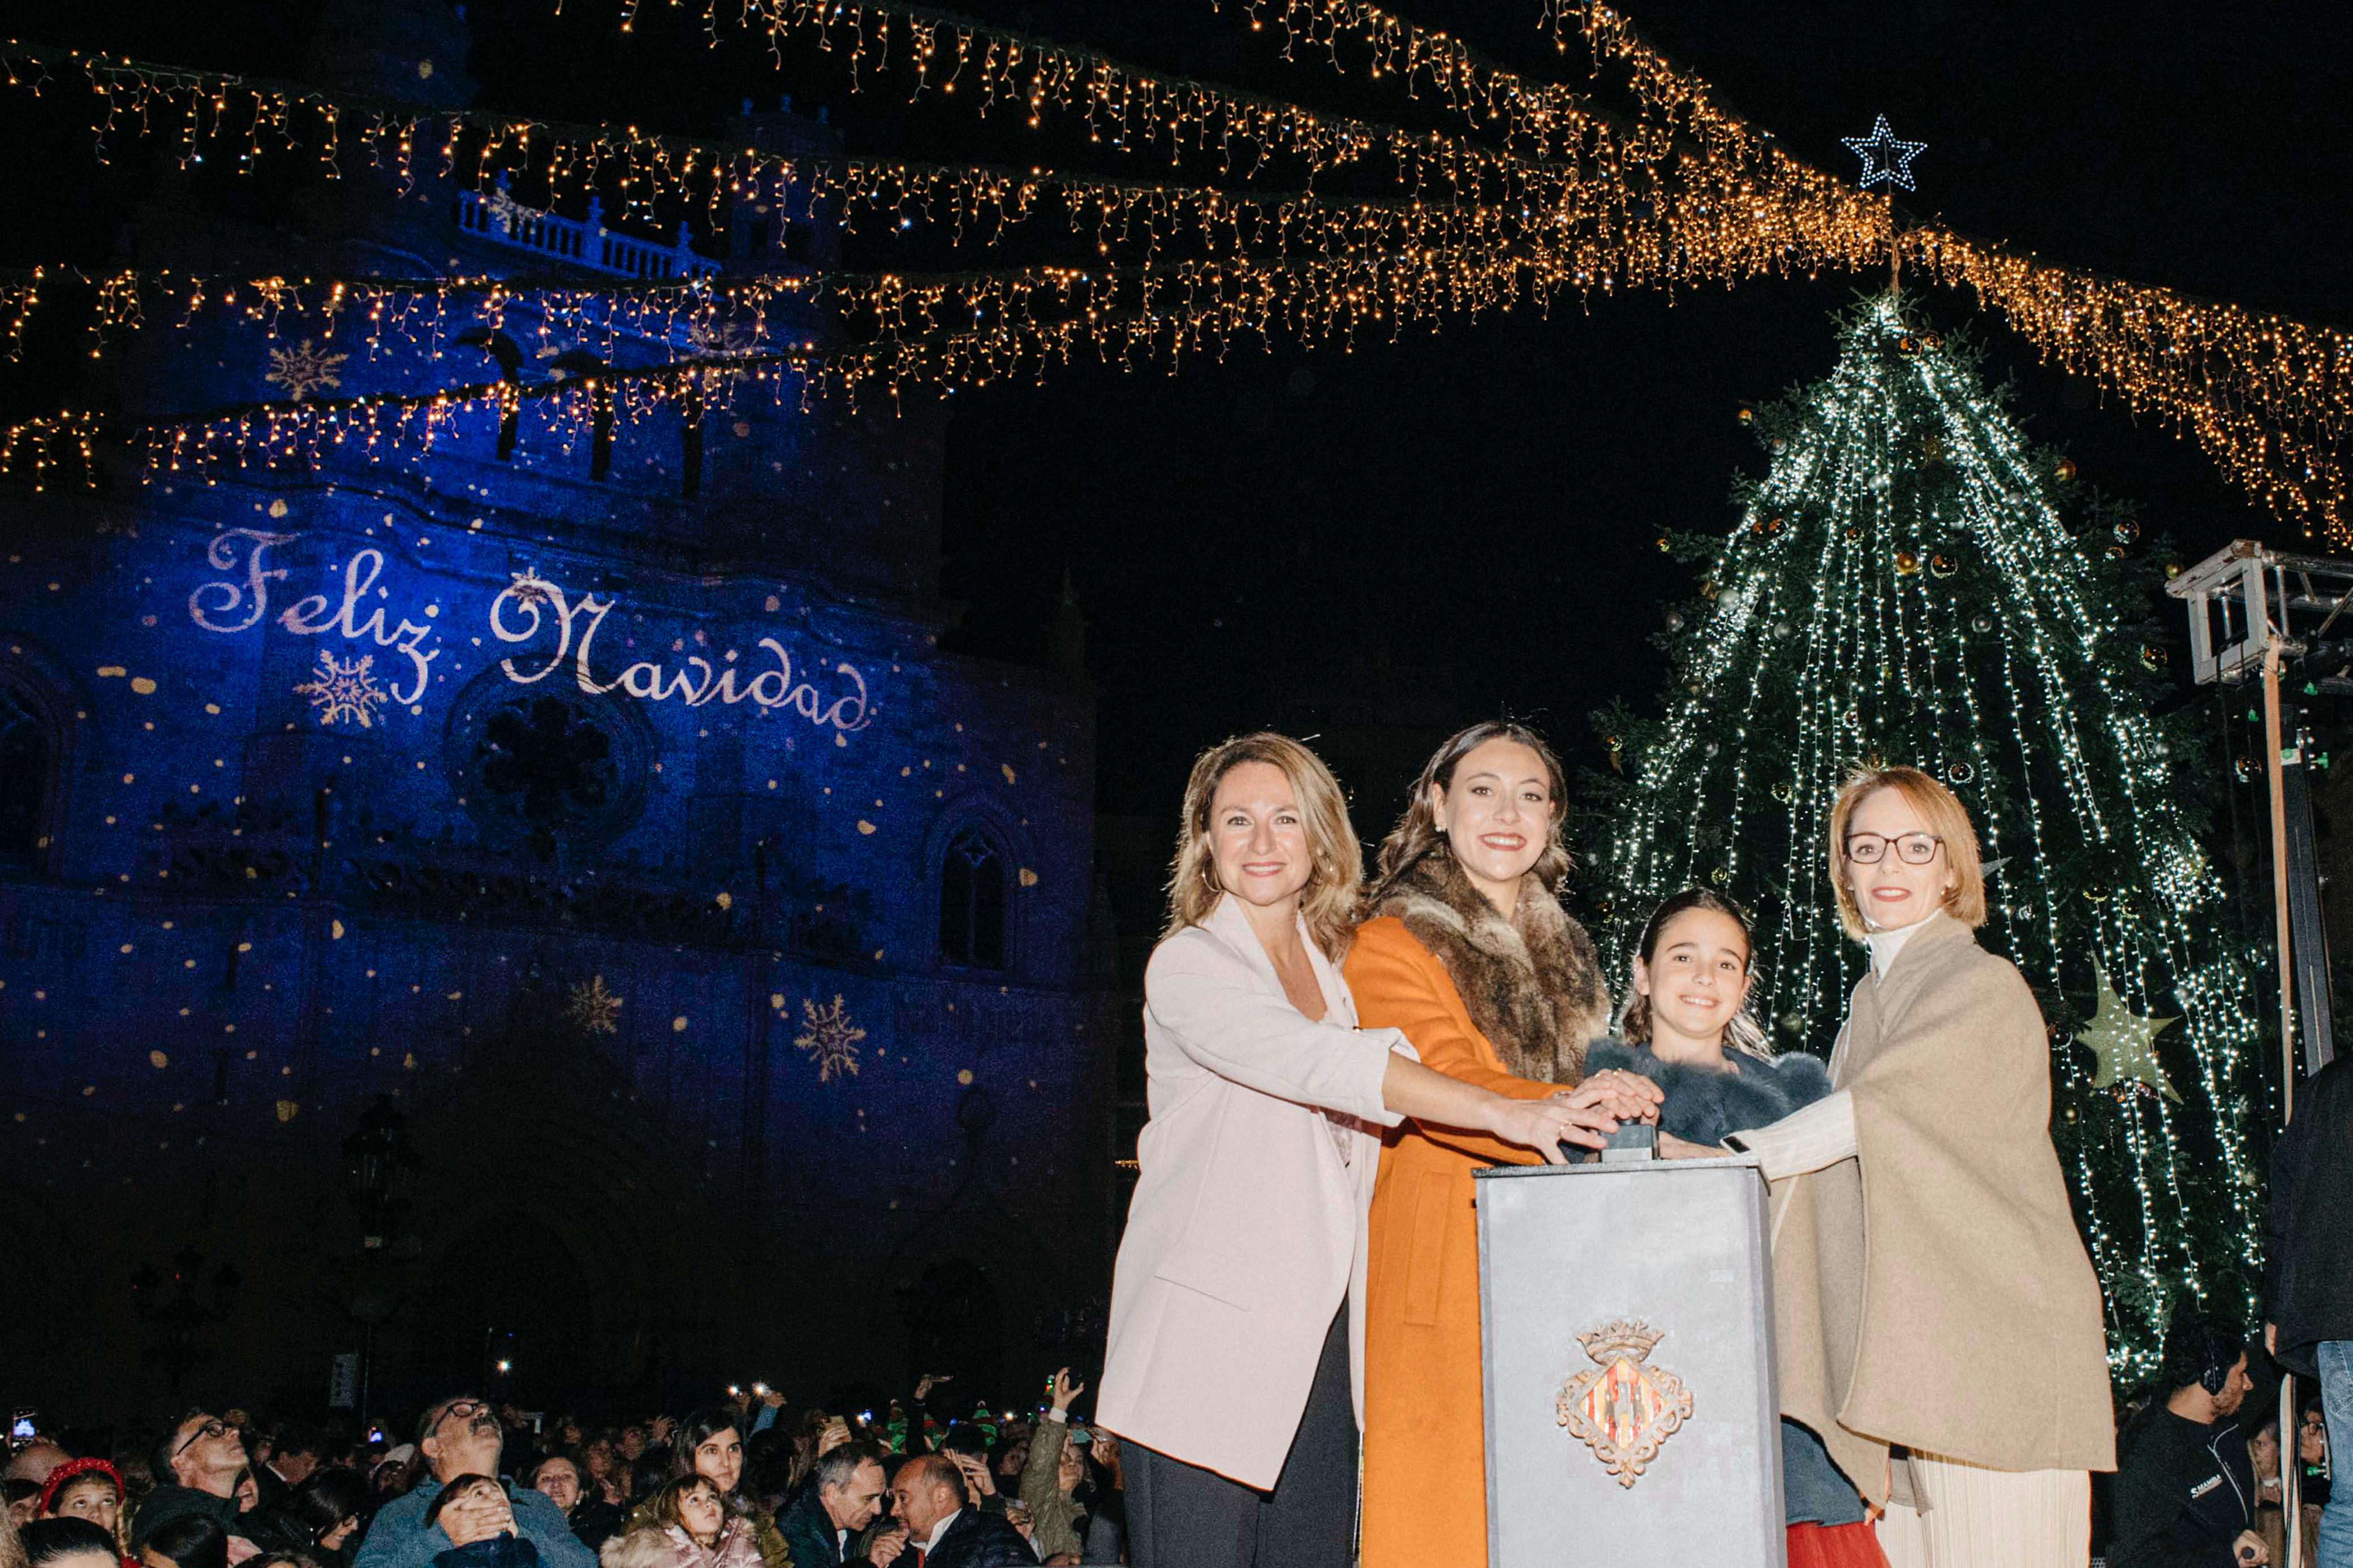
left=1217, top=2, right=2353, bottom=539
left=4, top=3, right=2352, bottom=542
left=1, top=246, right=1589, bottom=486
left=1586, top=296, right=2265, bottom=1377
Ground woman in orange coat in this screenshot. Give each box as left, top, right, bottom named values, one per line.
left=1345, top=720, right=1665, bottom=1568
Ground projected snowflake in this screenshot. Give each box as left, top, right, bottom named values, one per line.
left=566, top=974, right=624, bottom=1036
left=294, top=651, right=389, bottom=728
left=265, top=338, right=349, bottom=400
left=794, top=994, right=867, bottom=1082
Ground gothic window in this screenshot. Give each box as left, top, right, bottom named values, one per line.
left=938, top=824, right=1007, bottom=969
left=0, top=680, right=55, bottom=874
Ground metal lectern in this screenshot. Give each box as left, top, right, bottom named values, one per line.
left=1475, top=1153, right=1786, bottom=1568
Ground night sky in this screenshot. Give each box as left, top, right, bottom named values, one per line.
left=5, top=0, right=2350, bottom=824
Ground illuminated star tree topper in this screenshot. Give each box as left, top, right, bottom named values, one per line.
left=1842, top=113, right=1928, bottom=192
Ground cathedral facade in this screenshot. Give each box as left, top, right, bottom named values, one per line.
left=0, top=20, right=1115, bottom=1421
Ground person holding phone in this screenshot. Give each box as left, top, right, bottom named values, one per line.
left=1019, top=1371, right=1093, bottom=1562
left=1095, top=734, right=1621, bottom=1568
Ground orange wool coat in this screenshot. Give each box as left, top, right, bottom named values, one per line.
left=1344, top=915, right=1570, bottom=1568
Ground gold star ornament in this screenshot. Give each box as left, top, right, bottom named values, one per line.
left=2078, top=966, right=2181, bottom=1103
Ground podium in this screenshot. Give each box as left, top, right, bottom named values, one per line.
left=1475, top=1153, right=1787, bottom=1568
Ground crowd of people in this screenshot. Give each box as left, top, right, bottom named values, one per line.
left=11, top=719, right=2353, bottom=1568
left=1, top=1321, right=2337, bottom=1568
left=1, top=1371, right=1123, bottom=1568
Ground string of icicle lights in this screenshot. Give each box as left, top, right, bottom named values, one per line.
left=5, top=3, right=2352, bottom=540
left=1587, top=295, right=2263, bottom=1377
left=2, top=249, right=1567, bottom=487
left=682, top=0, right=2353, bottom=541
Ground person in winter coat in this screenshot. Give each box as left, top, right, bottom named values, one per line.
left=425, top=1479, right=541, bottom=1568
left=620, top=1418, right=787, bottom=1568
left=242, top=1468, right=372, bottom=1568
left=1587, top=888, right=1882, bottom=1568
left=1347, top=720, right=1668, bottom=1568
left=525, top=1459, right=619, bottom=1558
left=1095, top=732, right=1614, bottom=1568
left=2110, top=1316, right=2265, bottom=1567
left=636, top=1482, right=760, bottom=1568
left=879, top=1462, right=1028, bottom=1568
left=1016, top=1373, right=1089, bottom=1563
left=1717, top=767, right=2115, bottom=1567
left=2266, top=1049, right=2353, bottom=1568
left=773, top=1445, right=895, bottom=1568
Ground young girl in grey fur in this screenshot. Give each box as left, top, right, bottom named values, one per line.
left=1584, top=889, right=1886, bottom=1568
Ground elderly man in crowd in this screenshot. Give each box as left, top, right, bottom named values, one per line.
left=779, top=1441, right=899, bottom=1568
left=131, top=1411, right=249, bottom=1549
left=3, top=1443, right=69, bottom=1490
left=351, top=1396, right=595, bottom=1568
left=885, top=1455, right=1033, bottom=1568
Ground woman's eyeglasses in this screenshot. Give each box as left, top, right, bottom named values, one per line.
left=1844, top=831, right=1942, bottom=866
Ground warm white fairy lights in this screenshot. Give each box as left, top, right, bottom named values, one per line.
left=1591, top=295, right=2263, bottom=1379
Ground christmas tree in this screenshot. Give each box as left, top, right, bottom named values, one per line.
left=1583, top=293, right=2265, bottom=1379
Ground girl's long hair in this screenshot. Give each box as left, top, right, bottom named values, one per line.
left=1615, top=888, right=1774, bottom=1059
left=646, top=1477, right=725, bottom=1544
left=1366, top=719, right=1572, bottom=906
left=1164, top=733, right=1364, bottom=958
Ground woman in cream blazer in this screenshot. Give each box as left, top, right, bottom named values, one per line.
left=1096, top=733, right=1624, bottom=1568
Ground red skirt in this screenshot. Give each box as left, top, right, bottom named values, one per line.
left=1787, top=1521, right=1890, bottom=1568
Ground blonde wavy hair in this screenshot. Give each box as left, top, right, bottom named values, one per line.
left=1827, top=764, right=1988, bottom=938
left=1165, top=733, right=1364, bottom=957
left=1366, top=719, right=1572, bottom=905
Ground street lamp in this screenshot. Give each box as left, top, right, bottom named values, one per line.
left=343, top=1094, right=420, bottom=1246
left=341, top=1095, right=420, bottom=1419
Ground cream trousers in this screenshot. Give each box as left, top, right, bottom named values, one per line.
left=1874, top=1452, right=2091, bottom=1568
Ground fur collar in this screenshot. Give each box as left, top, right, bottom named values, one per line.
left=1367, top=853, right=1610, bottom=1084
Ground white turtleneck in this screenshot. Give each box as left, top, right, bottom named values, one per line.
left=1864, top=915, right=1923, bottom=979
left=1721, top=915, right=1933, bottom=1178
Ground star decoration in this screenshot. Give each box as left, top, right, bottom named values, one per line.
left=2078, top=965, right=2181, bottom=1103
left=264, top=338, right=349, bottom=400
left=293, top=651, right=389, bottom=728
left=566, top=974, right=624, bottom=1036
left=795, top=994, right=867, bottom=1082
left=1841, top=114, right=1928, bottom=192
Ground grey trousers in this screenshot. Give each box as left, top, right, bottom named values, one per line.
left=1123, top=1304, right=1356, bottom=1568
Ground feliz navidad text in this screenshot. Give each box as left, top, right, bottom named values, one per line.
left=187, top=529, right=872, bottom=735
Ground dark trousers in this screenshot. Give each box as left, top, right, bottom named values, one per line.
left=1123, top=1304, right=1357, bottom=1568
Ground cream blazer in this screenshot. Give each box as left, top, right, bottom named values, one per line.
left=1094, top=895, right=1416, bottom=1490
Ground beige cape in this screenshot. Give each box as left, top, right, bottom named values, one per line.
left=1767, top=912, right=2116, bottom=1500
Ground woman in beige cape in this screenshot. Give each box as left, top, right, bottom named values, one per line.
left=1717, top=766, right=2115, bottom=1567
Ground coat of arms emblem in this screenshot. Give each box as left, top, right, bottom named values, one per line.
left=1557, top=1318, right=1693, bottom=1487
